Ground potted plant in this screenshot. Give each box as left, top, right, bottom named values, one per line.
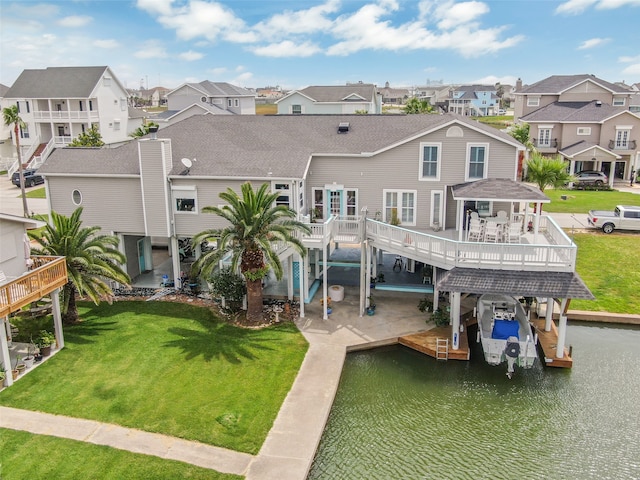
left=38, top=330, right=56, bottom=356
left=366, top=296, right=376, bottom=316
left=14, top=356, right=26, bottom=376
left=320, top=296, right=332, bottom=314
left=312, top=207, right=323, bottom=223
left=0, top=363, right=6, bottom=386
left=389, top=208, right=401, bottom=226
left=430, top=307, right=450, bottom=327
left=23, top=342, right=36, bottom=368
left=417, top=297, right=433, bottom=313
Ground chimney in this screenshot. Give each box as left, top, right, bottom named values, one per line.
left=148, top=124, right=159, bottom=139
left=515, top=78, right=522, bottom=92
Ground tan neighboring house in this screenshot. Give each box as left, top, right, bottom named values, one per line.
left=3, top=66, right=143, bottom=177
left=276, top=83, right=382, bottom=114
left=154, top=81, right=256, bottom=127
left=38, top=113, right=592, bottom=357
left=515, top=74, right=640, bottom=184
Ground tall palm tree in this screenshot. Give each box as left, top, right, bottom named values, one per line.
left=192, top=182, right=311, bottom=324
left=2, top=105, right=29, bottom=217
left=404, top=97, right=434, bottom=114
left=28, top=208, right=130, bottom=324
left=526, top=153, right=573, bottom=213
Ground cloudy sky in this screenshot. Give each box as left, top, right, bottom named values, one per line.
left=1, top=0, right=639, bottom=90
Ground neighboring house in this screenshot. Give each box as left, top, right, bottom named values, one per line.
left=515, top=74, right=640, bottom=183
left=276, top=83, right=382, bottom=114
left=378, top=82, right=411, bottom=105
left=447, top=85, right=499, bottom=116
left=0, top=83, right=11, bottom=142
left=155, top=81, right=256, bottom=127
left=0, top=213, right=68, bottom=388
left=39, top=113, right=590, bottom=356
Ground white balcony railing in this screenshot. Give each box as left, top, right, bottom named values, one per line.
left=33, top=110, right=99, bottom=121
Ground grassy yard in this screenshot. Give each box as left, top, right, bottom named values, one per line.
left=25, top=186, right=46, bottom=198
left=0, top=301, right=308, bottom=455
left=542, top=188, right=640, bottom=213
left=0, top=428, right=240, bottom=480
left=256, top=103, right=277, bottom=115
left=572, top=233, right=640, bottom=314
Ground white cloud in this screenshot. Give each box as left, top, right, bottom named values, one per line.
left=252, top=40, right=322, bottom=58
left=473, top=75, right=518, bottom=86
left=93, top=39, right=120, bottom=49
left=621, top=63, right=640, bottom=75
left=253, top=0, right=340, bottom=38
left=433, top=1, right=490, bottom=30
left=136, top=0, right=174, bottom=16
left=619, top=54, right=640, bottom=63
left=556, top=0, right=640, bottom=14
left=179, top=50, right=204, bottom=61
left=134, top=40, right=168, bottom=59
left=209, top=67, right=228, bottom=76
left=578, top=37, right=611, bottom=49
left=57, top=15, right=92, bottom=27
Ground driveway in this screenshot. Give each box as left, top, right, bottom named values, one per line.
left=0, top=174, right=48, bottom=217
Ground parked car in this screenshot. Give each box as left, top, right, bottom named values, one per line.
left=497, top=109, right=506, bottom=115
left=11, top=169, right=44, bottom=188
left=574, top=170, right=608, bottom=187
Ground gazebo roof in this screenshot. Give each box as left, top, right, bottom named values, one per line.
left=451, top=179, right=549, bottom=203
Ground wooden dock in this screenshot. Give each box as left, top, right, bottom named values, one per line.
left=531, top=318, right=573, bottom=368
left=399, top=325, right=470, bottom=361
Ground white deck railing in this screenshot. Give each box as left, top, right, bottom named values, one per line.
left=34, top=110, right=99, bottom=121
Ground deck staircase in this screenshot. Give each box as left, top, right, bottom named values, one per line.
left=435, top=338, right=449, bottom=360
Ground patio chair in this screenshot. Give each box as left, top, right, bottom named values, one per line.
left=467, top=218, right=484, bottom=242
left=505, top=222, right=523, bottom=243
left=496, top=211, right=509, bottom=222
left=483, top=221, right=501, bottom=242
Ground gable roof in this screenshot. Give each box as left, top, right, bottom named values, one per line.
left=287, top=84, right=378, bottom=103
left=559, top=141, right=621, bottom=159
left=520, top=101, right=630, bottom=123
left=40, top=114, right=522, bottom=179
left=168, top=81, right=254, bottom=98
left=0, top=83, right=9, bottom=97
left=0, top=213, right=45, bottom=229
left=517, top=74, right=630, bottom=95
left=4, top=66, right=113, bottom=98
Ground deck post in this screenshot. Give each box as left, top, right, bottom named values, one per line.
left=322, top=245, right=328, bottom=320
left=170, top=236, right=181, bottom=288
left=556, top=298, right=569, bottom=358
left=545, top=297, right=554, bottom=331
left=51, top=288, right=64, bottom=349
left=287, top=257, right=294, bottom=300
left=451, top=291, right=460, bottom=350
left=0, top=315, right=13, bottom=387
left=298, top=254, right=305, bottom=318
left=360, top=241, right=367, bottom=317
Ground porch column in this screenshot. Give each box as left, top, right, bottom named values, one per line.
left=360, top=241, right=367, bottom=317
left=322, top=244, right=328, bottom=320
left=303, top=254, right=310, bottom=303
left=371, top=246, right=377, bottom=279
left=533, top=202, right=541, bottom=243
left=170, top=236, right=181, bottom=287
left=287, top=258, right=294, bottom=301
left=556, top=298, right=569, bottom=358
left=433, top=268, right=439, bottom=312
left=545, top=297, right=554, bottom=332
left=450, top=291, right=461, bottom=350
left=457, top=201, right=464, bottom=242
left=1, top=315, right=12, bottom=387
left=298, top=254, right=305, bottom=318
left=51, top=288, right=64, bottom=349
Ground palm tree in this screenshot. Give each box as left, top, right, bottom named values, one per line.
left=192, top=182, right=311, bottom=324
left=526, top=153, right=573, bottom=213
left=404, top=97, right=434, bottom=114
left=2, top=105, right=29, bottom=217
left=28, top=208, right=130, bottom=324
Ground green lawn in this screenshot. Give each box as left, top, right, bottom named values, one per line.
left=0, top=428, right=240, bottom=480
left=25, top=186, right=46, bottom=198
left=0, top=301, right=308, bottom=454
left=572, top=234, right=640, bottom=314
left=542, top=188, right=640, bottom=213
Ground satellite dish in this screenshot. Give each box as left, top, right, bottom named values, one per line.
left=181, top=158, right=192, bottom=169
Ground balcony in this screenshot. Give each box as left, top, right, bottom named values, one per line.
left=0, top=257, right=68, bottom=318
left=532, top=138, right=558, bottom=150
left=33, top=110, right=99, bottom=121
left=608, top=139, right=637, bottom=151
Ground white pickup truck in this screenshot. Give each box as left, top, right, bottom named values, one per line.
left=587, top=205, right=640, bottom=233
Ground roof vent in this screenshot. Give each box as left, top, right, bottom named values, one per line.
left=595, top=100, right=602, bottom=107
left=338, top=122, right=350, bottom=134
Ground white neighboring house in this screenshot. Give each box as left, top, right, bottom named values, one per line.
left=276, top=84, right=383, bottom=114
left=154, top=81, right=255, bottom=127
left=3, top=66, right=142, bottom=176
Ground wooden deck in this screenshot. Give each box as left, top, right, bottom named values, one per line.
left=531, top=318, right=573, bottom=368
left=399, top=324, right=470, bottom=361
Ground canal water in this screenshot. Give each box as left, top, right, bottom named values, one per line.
left=308, top=323, right=640, bottom=479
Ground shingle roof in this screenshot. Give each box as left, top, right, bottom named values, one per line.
left=194, top=81, right=254, bottom=97
left=520, top=101, right=625, bottom=122
left=451, top=178, right=549, bottom=202
left=296, top=84, right=378, bottom=102
left=518, top=74, right=630, bottom=95
left=437, top=268, right=594, bottom=299
left=4, top=66, right=109, bottom=98
left=0, top=83, right=10, bottom=97
left=558, top=141, right=622, bottom=159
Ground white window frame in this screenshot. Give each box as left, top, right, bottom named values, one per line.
left=272, top=181, right=291, bottom=208
left=527, top=97, right=540, bottom=107
left=291, top=104, right=302, bottom=114
left=419, top=142, right=441, bottom=181
left=383, top=189, right=416, bottom=226
left=538, top=126, right=553, bottom=147
left=465, top=143, right=489, bottom=180
left=612, top=97, right=626, bottom=106
left=312, top=187, right=324, bottom=220
left=172, top=186, right=197, bottom=214
left=345, top=188, right=358, bottom=217
left=227, top=99, right=232, bottom=107
left=430, top=190, right=443, bottom=228
left=234, top=98, right=239, bottom=107
left=615, top=128, right=630, bottom=148
left=577, top=127, right=591, bottom=136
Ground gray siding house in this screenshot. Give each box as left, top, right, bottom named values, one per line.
left=276, top=84, right=382, bottom=114
left=38, top=114, right=590, bottom=356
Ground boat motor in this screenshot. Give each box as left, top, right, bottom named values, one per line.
left=504, top=336, right=520, bottom=379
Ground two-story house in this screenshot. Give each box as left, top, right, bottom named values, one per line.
left=447, top=85, right=499, bottom=116
left=38, top=114, right=591, bottom=357
left=3, top=67, right=141, bottom=169
left=276, top=84, right=382, bottom=114
left=515, top=74, right=640, bottom=184
left=155, top=81, right=256, bottom=127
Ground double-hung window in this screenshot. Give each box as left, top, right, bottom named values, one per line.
left=527, top=97, right=540, bottom=107
left=292, top=104, right=302, bottom=114
left=384, top=190, right=416, bottom=226
left=172, top=186, right=197, bottom=213
left=467, top=144, right=488, bottom=180
left=420, top=143, right=440, bottom=180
